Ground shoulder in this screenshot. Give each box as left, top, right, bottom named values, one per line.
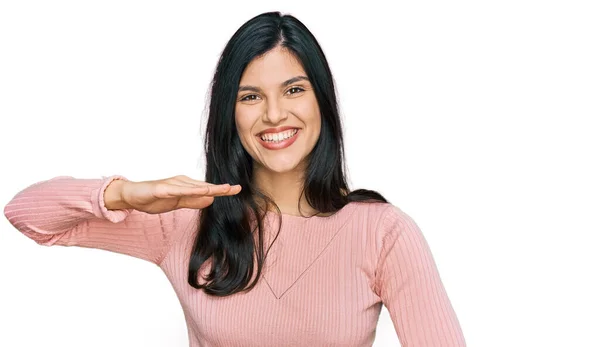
left=351, top=201, right=413, bottom=232
left=350, top=201, right=422, bottom=250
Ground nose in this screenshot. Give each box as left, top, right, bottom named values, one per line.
left=263, top=98, right=288, bottom=124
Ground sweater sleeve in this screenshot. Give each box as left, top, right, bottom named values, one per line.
left=3, top=175, right=186, bottom=266
left=373, top=205, right=467, bottom=346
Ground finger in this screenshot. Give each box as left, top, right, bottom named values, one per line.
left=171, top=177, right=212, bottom=187
left=161, top=184, right=234, bottom=198
left=188, top=184, right=242, bottom=196
left=181, top=184, right=242, bottom=197
left=177, top=195, right=215, bottom=209
left=174, top=176, right=241, bottom=189
left=167, top=181, right=217, bottom=189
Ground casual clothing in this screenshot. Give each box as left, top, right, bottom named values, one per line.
left=3, top=175, right=466, bottom=346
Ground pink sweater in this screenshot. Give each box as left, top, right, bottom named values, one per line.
left=3, top=175, right=466, bottom=346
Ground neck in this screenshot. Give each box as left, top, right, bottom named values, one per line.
left=252, top=161, right=320, bottom=217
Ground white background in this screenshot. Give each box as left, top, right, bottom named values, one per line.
left=1, top=1, right=599, bottom=346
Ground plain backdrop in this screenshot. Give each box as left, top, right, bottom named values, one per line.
left=1, top=1, right=599, bottom=346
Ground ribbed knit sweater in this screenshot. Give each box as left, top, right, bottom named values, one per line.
left=3, top=175, right=466, bottom=346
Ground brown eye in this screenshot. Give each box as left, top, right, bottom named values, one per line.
left=240, top=94, right=260, bottom=101
left=286, top=87, right=305, bottom=95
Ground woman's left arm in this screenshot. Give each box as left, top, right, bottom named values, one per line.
left=373, top=205, right=467, bottom=346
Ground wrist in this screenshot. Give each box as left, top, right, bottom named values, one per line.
left=104, top=179, right=132, bottom=210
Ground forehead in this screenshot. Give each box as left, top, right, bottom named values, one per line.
left=239, top=47, right=306, bottom=86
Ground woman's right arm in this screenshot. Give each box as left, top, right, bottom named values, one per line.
left=3, top=175, right=195, bottom=266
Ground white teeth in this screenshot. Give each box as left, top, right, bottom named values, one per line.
left=260, top=129, right=298, bottom=142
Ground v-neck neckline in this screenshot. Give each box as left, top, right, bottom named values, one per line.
left=259, top=202, right=360, bottom=299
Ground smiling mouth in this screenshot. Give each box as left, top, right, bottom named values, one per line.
left=258, top=128, right=299, bottom=142
left=257, top=128, right=300, bottom=149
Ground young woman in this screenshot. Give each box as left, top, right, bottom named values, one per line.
left=4, top=11, right=466, bottom=347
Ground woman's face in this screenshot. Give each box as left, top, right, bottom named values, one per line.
left=235, top=46, right=321, bottom=174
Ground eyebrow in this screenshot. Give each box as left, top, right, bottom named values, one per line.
left=238, top=75, right=309, bottom=93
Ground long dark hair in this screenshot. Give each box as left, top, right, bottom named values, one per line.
left=188, top=11, right=388, bottom=296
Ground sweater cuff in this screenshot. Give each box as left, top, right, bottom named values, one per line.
left=91, top=175, right=134, bottom=223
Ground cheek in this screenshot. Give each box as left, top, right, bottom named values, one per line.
left=234, top=110, right=259, bottom=151
left=292, top=101, right=321, bottom=146
left=306, top=104, right=322, bottom=135
left=235, top=110, right=253, bottom=135
left=293, top=98, right=320, bottom=123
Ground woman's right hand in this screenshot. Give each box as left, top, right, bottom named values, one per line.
left=105, top=175, right=242, bottom=214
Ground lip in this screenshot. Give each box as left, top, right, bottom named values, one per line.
left=257, top=128, right=300, bottom=150
left=257, top=126, right=300, bottom=136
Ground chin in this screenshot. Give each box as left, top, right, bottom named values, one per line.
left=264, top=161, right=300, bottom=173
left=260, top=155, right=306, bottom=173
